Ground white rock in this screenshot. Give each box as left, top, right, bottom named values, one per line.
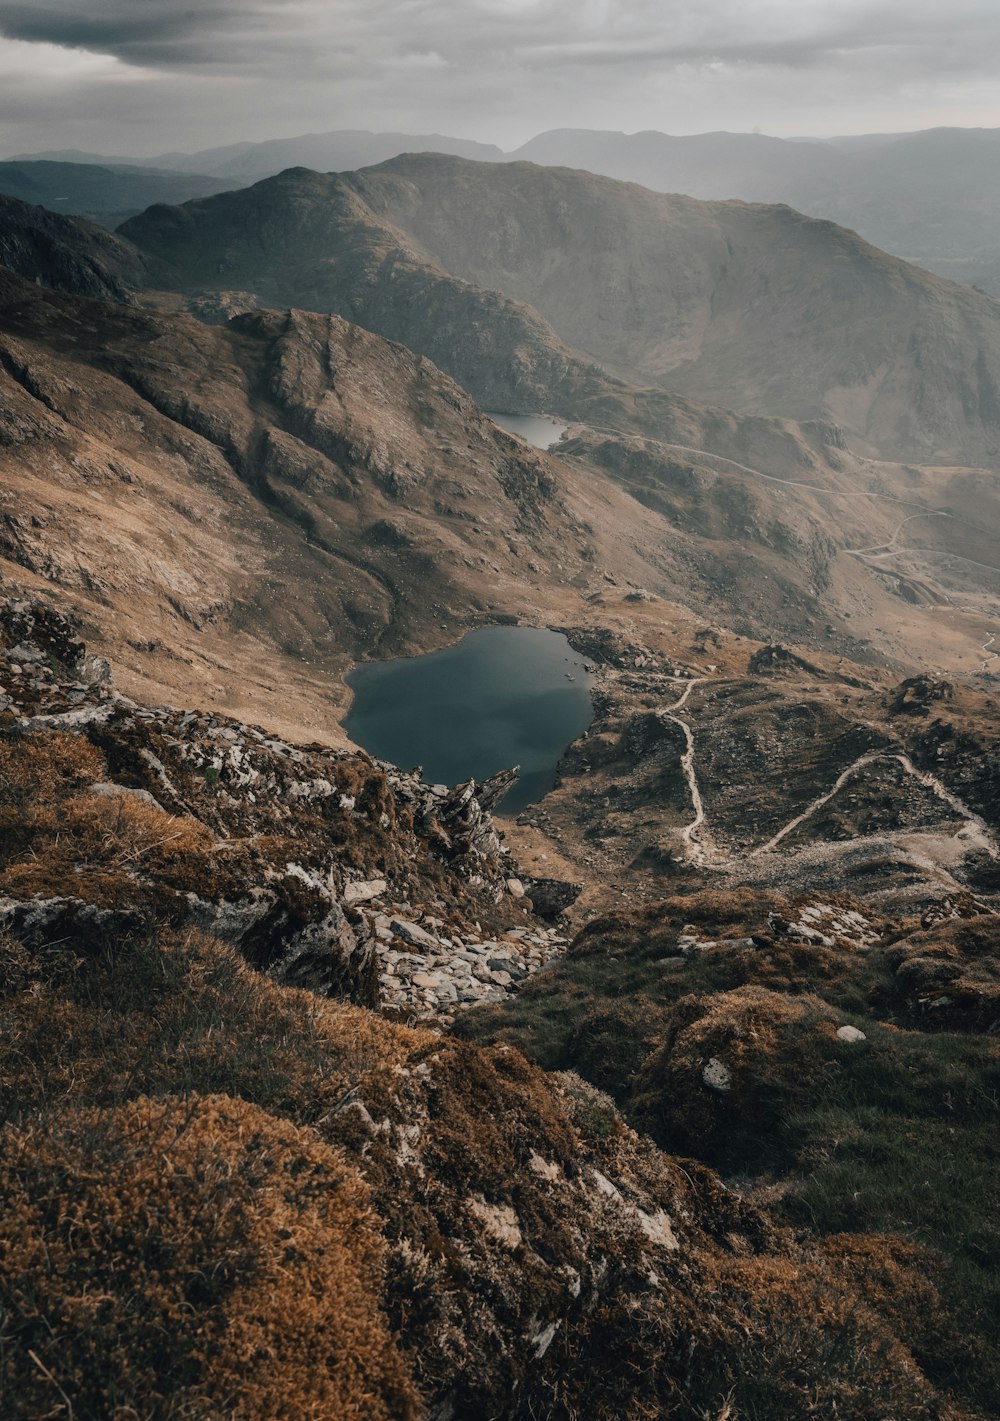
left=88, top=783, right=165, bottom=812
left=592, top=1170, right=623, bottom=1201
left=528, top=1152, right=561, bottom=1182
left=702, top=1057, right=732, bottom=1093
left=344, top=878, right=387, bottom=904
left=836, top=1025, right=867, bottom=1043
left=468, top=1196, right=522, bottom=1249
left=637, top=1208, right=680, bottom=1250
left=531, top=1320, right=560, bottom=1359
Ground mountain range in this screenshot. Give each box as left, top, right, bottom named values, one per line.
left=13, top=122, right=1000, bottom=297
left=1, top=131, right=999, bottom=1421
left=119, top=153, right=1000, bottom=464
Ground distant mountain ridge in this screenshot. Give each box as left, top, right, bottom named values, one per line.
left=14, top=122, right=1000, bottom=294
left=13, top=128, right=504, bottom=182
left=0, top=160, right=233, bottom=230
left=510, top=126, right=1000, bottom=296
left=119, top=154, right=1000, bottom=464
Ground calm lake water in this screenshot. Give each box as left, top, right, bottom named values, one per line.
left=486, top=412, right=569, bottom=450
left=344, top=626, right=593, bottom=813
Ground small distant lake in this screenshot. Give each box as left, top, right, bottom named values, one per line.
left=344, top=626, right=593, bottom=813
left=486, top=412, right=569, bottom=450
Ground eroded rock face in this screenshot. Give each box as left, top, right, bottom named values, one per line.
left=0, top=598, right=528, bottom=1003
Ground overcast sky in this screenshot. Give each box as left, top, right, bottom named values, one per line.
left=2, top=0, right=1000, bottom=159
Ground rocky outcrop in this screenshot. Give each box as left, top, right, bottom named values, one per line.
left=522, top=874, right=582, bottom=918
left=0, top=598, right=533, bottom=1005
left=0, top=914, right=971, bottom=1420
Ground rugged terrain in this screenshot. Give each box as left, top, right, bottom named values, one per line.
left=0, top=195, right=162, bottom=305
left=120, top=153, right=1000, bottom=463
left=3, top=246, right=995, bottom=726
left=31, top=122, right=1000, bottom=300
left=1, top=174, right=1000, bottom=1418
left=0, top=266, right=679, bottom=736
left=2, top=598, right=998, bottom=1420
left=513, top=125, right=1000, bottom=299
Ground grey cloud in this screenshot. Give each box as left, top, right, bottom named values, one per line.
left=6, top=1, right=1000, bottom=77
left=2, top=1, right=1000, bottom=156
left=0, top=1, right=317, bottom=68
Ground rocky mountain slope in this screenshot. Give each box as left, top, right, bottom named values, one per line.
left=513, top=125, right=1000, bottom=298
left=0, top=194, right=162, bottom=304
left=2, top=252, right=997, bottom=728
left=0, top=267, right=679, bottom=737
left=2, top=598, right=995, bottom=1421
left=120, top=154, right=1000, bottom=463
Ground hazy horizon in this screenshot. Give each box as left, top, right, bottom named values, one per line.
left=7, top=119, right=1000, bottom=167
left=2, top=1, right=1000, bottom=159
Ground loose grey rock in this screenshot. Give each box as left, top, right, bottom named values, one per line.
left=391, top=918, right=441, bottom=950
left=836, top=1024, right=867, bottom=1043
left=702, top=1057, right=732, bottom=1092
left=345, top=878, right=388, bottom=904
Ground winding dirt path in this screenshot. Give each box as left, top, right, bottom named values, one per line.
left=656, top=678, right=998, bottom=874
left=846, top=510, right=953, bottom=556
left=659, top=678, right=711, bottom=865
left=748, top=751, right=998, bottom=860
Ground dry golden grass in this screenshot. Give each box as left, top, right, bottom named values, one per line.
left=0, top=926, right=434, bottom=1124
left=0, top=1092, right=423, bottom=1419
left=1, top=790, right=217, bottom=901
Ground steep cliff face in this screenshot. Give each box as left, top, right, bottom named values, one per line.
left=0, top=601, right=984, bottom=1421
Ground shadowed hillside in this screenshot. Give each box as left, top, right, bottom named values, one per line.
left=121, top=155, right=1000, bottom=463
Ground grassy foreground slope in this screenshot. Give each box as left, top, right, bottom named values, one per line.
left=459, top=892, right=1000, bottom=1417
left=0, top=601, right=990, bottom=1420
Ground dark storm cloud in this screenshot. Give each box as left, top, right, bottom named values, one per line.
left=0, top=1, right=317, bottom=68
left=4, top=1, right=1000, bottom=80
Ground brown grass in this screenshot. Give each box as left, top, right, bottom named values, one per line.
left=0, top=1093, right=423, bottom=1419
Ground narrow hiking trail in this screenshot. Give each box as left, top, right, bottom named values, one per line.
left=655, top=678, right=998, bottom=876
left=748, top=751, right=998, bottom=860
left=659, top=677, right=712, bottom=866
left=846, top=510, right=952, bottom=557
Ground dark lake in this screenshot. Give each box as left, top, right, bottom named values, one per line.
left=344, top=626, right=593, bottom=813
left=485, top=412, right=569, bottom=449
